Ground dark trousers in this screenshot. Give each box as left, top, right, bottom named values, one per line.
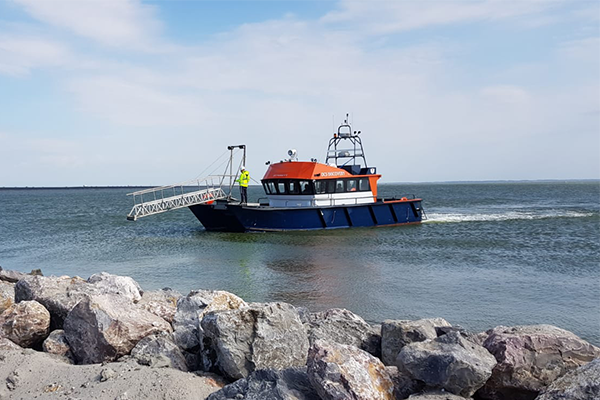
left=240, top=186, right=248, bottom=204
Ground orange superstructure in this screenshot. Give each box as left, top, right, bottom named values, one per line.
left=262, top=161, right=382, bottom=201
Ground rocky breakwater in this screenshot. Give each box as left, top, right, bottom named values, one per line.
left=0, top=266, right=598, bottom=400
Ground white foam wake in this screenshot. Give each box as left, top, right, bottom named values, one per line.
left=424, top=210, right=596, bottom=224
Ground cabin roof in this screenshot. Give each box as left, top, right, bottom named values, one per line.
left=262, top=161, right=377, bottom=180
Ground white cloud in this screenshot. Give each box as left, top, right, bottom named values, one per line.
left=0, top=35, right=70, bottom=75
left=557, top=37, right=600, bottom=62
left=481, top=84, right=532, bottom=106
left=66, top=75, right=209, bottom=127
left=11, top=0, right=162, bottom=50
left=321, top=0, right=559, bottom=34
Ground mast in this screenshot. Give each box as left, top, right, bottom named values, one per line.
left=325, top=114, right=369, bottom=174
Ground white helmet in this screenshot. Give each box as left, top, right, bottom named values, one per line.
left=241, top=166, right=245, bottom=171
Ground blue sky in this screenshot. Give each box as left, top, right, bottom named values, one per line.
left=0, top=0, right=598, bottom=186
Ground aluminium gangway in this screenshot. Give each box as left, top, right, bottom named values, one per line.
left=126, top=144, right=246, bottom=221
left=126, top=176, right=228, bottom=221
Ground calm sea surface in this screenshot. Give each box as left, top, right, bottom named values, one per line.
left=0, top=182, right=598, bottom=344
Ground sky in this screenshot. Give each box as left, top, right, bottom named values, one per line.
left=0, top=0, right=598, bottom=186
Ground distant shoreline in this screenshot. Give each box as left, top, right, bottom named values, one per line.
left=0, top=186, right=154, bottom=190
left=1, top=179, right=598, bottom=190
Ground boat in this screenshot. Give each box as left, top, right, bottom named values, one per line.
left=187, top=118, right=425, bottom=232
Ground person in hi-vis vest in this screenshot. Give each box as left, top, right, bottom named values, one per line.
left=237, top=166, right=250, bottom=204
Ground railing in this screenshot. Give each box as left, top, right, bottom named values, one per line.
left=126, top=175, right=231, bottom=220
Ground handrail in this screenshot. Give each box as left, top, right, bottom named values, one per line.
left=127, top=175, right=238, bottom=196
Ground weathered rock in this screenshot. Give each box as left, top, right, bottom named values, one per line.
left=207, top=367, right=319, bottom=400
left=201, top=302, right=309, bottom=380
left=63, top=294, right=172, bottom=364
left=0, top=337, right=22, bottom=350
left=0, top=300, right=50, bottom=347
left=42, top=329, right=74, bottom=361
left=435, top=325, right=483, bottom=346
left=306, top=308, right=381, bottom=357
left=296, top=306, right=311, bottom=324
left=0, top=267, right=42, bottom=283
left=130, top=332, right=188, bottom=371
left=307, top=339, right=395, bottom=400
left=386, top=365, right=425, bottom=400
left=382, top=318, right=452, bottom=366
left=535, top=358, right=600, bottom=400
left=15, top=273, right=144, bottom=329
left=15, top=275, right=93, bottom=329
left=408, top=391, right=471, bottom=399
left=478, top=325, right=600, bottom=400
left=398, top=331, right=497, bottom=397
left=87, top=272, right=143, bottom=302
left=137, top=288, right=181, bottom=323
left=172, top=290, right=247, bottom=370
left=0, top=281, right=14, bottom=314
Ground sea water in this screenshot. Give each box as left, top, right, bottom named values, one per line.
left=0, top=182, right=598, bottom=344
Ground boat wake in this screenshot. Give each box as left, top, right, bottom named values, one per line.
left=424, top=210, right=596, bottom=224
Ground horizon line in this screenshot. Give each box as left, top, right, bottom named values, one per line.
left=1, top=178, right=599, bottom=190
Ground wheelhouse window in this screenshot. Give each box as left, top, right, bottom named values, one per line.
left=263, top=181, right=277, bottom=194
left=315, top=180, right=326, bottom=194
left=359, top=178, right=370, bottom=191
left=326, top=180, right=336, bottom=193
left=262, top=178, right=370, bottom=195
left=299, top=181, right=312, bottom=194
left=315, top=178, right=371, bottom=194
left=288, top=181, right=299, bottom=195
left=346, top=179, right=357, bottom=192
left=277, top=181, right=286, bottom=194
left=262, top=179, right=314, bottom=195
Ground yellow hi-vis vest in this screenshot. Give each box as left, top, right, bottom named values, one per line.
left=238, top=171, right=250, bottom=187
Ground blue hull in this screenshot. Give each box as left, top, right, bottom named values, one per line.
left=189, top=199, right=423, bottom=232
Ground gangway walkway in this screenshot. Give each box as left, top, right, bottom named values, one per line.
left=126, top=176, right=229, bottom=221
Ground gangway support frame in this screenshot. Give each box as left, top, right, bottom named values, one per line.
left=126, top=177, right=228, bottom=221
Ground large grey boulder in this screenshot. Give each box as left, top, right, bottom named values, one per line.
left=87, top=272, right=143, bottom=302
left=382, top=318, right=452, bottom=366
left=201, top=302, right=309, bottom=380
left=172, top=290, right=247, bottom=370
left=130, top=332, right=188, bottom=371
left=306, top=308, right=381, bottom=357
left=535, top=358, right=600, bottom=400
left=207, top=367, right=319, bottom=400
left=307, top=339, right=395, bottom=400
left=0, top=300, right=50, bottom=347
left=398, top=331, right=497, bottom=397
left=15, top=273, right=143, bottom=329
left=478, top=325, right=600, bottom=400
left=15, top=275, right=83, bottom=328
left=63, top=294, right=172, bottom=364
left=42, top=329, right=74, bottom=362
left=0, top=281, right=14, bottom=314
left=0, top=336, right=22, bottom=350
left=137, top=288, right=181, bottom=323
